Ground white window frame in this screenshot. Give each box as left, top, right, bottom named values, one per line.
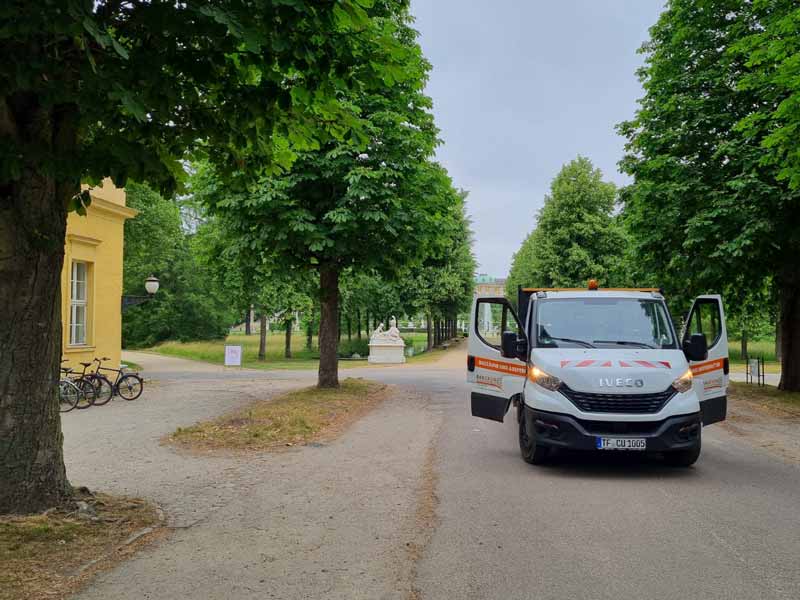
left=69, top=261, right=89, bottom=346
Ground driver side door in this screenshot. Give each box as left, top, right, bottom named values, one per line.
left=467, top=296, right=527, bottom=422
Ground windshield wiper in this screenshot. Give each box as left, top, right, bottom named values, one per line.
left=545, top=337, right=596, bottom=348
left=593, top=340, right=655, bottom=349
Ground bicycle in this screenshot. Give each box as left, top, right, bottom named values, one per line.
left=83, top=358, right=114, bottom=406
left=60, top=360, right=96, bottom=409
left=58, top=375, right=81, bottom=413
left=95, top=356, right=144, bottom=401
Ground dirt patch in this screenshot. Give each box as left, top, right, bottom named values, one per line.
left=728, top=382, right=800, bottom=419
left=166, top=378, right=390, bottom=453
left=0, top=489, right=164, bottom=600
left=721, top=383, right=800, bottom=463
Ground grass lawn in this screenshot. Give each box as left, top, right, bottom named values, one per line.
left=0, top=491, right=162, bottom=600
left=139, top=331, right=442, bottom=370
left=169, top=378, right=388, bottom=451
left=728, top=381, right=800, bottom=416
left=728, top=339, right=781, bottom=374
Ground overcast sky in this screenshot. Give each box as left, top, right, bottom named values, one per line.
left=410, top=1, right=665, bottom=277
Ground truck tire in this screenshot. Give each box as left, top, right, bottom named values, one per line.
left=663, top=431, right=701, bottom=467
left=518, top=405, right=550, bottom=465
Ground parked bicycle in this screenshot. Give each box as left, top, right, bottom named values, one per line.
left=58, top=375, right=81, bottom=413
left=80, top=358, right=114, bottom=406
left=60, top=360, right=96, bottom=409
left=95, top=357, right=144, bottom=401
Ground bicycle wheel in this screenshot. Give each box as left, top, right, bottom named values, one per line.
left=87, top=373, right=114, bottom=406
left=59, top=380, right=80, bottom=413
left=74, top=378, right=95, bottom=409
left=117, top=374, right=144, bottom=401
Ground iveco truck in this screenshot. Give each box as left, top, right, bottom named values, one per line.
left=467, top=282, right=728, bottom=467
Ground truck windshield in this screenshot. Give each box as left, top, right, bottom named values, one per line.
left=535, top=298, right=677, bottom=349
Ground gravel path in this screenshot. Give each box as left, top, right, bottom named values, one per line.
left=64, top=352, right=443, bottom=599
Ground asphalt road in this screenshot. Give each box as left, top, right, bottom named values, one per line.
left=65, top=348, right=800, bottom=600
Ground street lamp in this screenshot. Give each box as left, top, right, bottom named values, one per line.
left=144, top=275, right=160, bottom=295
left=122, top=275, right=160, bottom=311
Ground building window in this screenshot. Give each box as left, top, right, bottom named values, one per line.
left=70, top=261, right=88, bottom=345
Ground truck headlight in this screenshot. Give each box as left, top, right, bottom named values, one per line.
left=672, top=368, right=693, bottom=394
left=529, top=366, right=562, bottom=391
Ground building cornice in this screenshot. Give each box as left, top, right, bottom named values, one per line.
left=88, top=195, right=138, bottom=220
left=67, top=233, right=102, bottom=247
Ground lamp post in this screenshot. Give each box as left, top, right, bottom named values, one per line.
left=122, top=275, right=160, bottom=311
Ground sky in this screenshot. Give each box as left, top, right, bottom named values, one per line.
left=410, top=0, right=665, bottom=278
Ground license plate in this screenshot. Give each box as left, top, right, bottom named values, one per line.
left=596, top=437, right=647, bottom=451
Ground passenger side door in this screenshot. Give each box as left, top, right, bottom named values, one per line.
left=467, top=297, right=527, bottom=422
left=683, top=294, right=729, bottom=425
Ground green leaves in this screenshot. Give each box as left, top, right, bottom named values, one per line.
left=617, top=0, right=800, bottom=320
left=507, top=157, right=626, bottom=294
left=65, top=190, right=92, bottom=216
left=2, top=0, right=415, bottom=204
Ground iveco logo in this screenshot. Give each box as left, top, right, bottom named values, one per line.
left=599, top=377, right=645, bottom=388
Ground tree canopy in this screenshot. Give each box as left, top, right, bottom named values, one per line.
left=506, top=157, right=626, bottom=295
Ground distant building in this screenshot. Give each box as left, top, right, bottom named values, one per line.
left=474, top=274, right=506, bottom=296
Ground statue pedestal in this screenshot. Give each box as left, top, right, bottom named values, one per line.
left=368, top=342, right=406, bottom=364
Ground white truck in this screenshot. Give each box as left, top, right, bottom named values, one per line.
left=467, top=283, right=728, bottom=467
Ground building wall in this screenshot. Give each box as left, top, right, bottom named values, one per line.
left=474, top=282, right=506, bottom=296
left=60, top=180, right=137, bottom=371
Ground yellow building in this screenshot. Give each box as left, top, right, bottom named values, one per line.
left=61, top=180, right=137, bottom=370
left=474, top=274, right=507, bottom=296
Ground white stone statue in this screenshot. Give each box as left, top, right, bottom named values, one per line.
left=370, top=317, right=404, bottom=345
left=369, top=316, right=405, bottom=363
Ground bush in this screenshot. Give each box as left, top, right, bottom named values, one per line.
left=337, top=339, right=369, bottom=358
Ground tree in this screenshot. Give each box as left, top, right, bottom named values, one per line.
left=123, top=184, right=236, bottom=347
left=200, top=11, right=449, bottom=388
left=618, top=0, right=800, bottom=391
left=0, top=0, right=410, bottom=513
left=506, top=157, right=627, bottom=295
left=400, top=183, right=476, bottom=350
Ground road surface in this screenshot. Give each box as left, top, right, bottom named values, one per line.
left=62, top=347, right=800, bottom=599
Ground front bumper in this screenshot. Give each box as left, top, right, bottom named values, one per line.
left=524, top=407, right=701, bottom=452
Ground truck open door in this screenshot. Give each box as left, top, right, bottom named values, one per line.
left=683, top=294, right=729, bottom=426
left=468, top=296, right=527, bottom=422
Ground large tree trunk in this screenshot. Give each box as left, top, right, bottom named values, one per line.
left=0, top=99, right=75, bottom=513
left=245, top=306, right=252, bottom=335
left=776, top=318, right=782, bottom=362
left=284, top=317, right=293, bottom=359
left=778, top=276, right=800, bottom=391
left=318, top=265, right=340, bottom=388
left=347, top=316, right=352, bottom=342
left=426, top=313, right=433, bottom=351
left=258, top=313, right=267, bottom=360
left=356, top=309, right=362, bottom=340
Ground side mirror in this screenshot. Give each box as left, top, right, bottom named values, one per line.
left=501, top=331, right=528, bottom=361
left=683, top=332, right=708, bottom=362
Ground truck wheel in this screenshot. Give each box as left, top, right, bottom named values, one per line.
left=518, top=406, right=549, bottom=465
left=663, top=434, right=701, bottom=467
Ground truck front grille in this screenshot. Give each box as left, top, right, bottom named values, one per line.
left=558, top=384, right=676, bottom=414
